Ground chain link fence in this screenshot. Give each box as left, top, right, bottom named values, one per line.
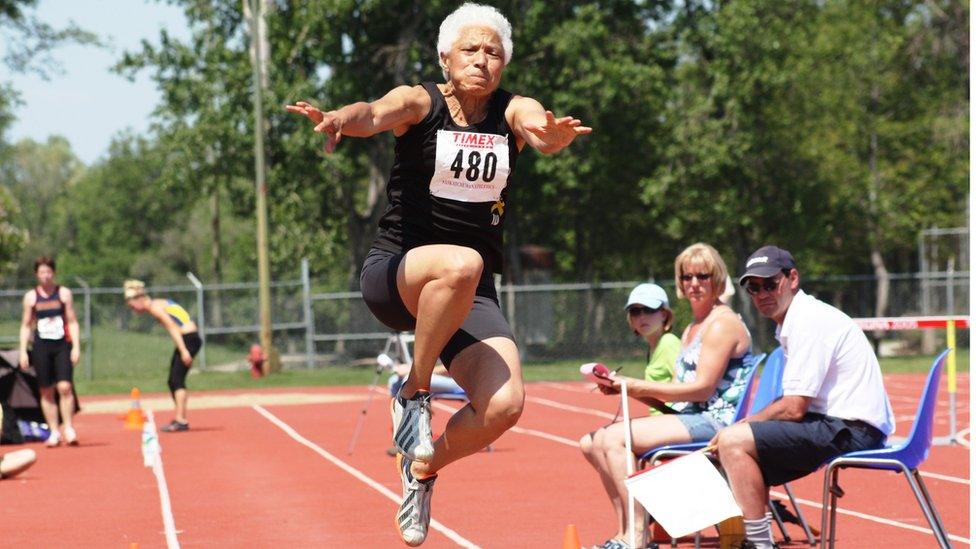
left=1, top=266, right=968, bottom=376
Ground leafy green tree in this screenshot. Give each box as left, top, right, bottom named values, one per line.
left=0, top=136, right=85, bottom=279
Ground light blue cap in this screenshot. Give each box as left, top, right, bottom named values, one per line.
left=624, top=283, right=670, bottom=310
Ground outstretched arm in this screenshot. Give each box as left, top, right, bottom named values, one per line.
left=508, top=96, right=592, bottom=154
left=285, top=85, right=430, bottom=153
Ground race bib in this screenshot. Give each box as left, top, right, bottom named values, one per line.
left=37, top=316, right=65, bottom=340
left=429, top=130, right=510, bottom=202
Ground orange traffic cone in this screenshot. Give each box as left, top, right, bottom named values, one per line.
left=562, top=524, right=581, bottom=549
left=123, top=388, right=145, bottom=430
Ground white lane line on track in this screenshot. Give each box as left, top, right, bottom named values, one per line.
left=536, top=381, right=594, bottom=393
left=252, top=405, right=479, bottom=549
left=525, top=395, right=617, bottom=419
left=143, top=410, right=181, bottom=549
left=956, top=427, right=971, bottom=448
left=768, top=489, right=970, bottom=544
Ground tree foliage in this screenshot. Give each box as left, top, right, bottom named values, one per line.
left=0, top=0, right=968, bottom=291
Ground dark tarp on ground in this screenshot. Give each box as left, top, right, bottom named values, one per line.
left=0, top=349, right=80, bottom=444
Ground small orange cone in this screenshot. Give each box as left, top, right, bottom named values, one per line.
left=123, top=388, right=145, bottom=430
left=562, top=524, right=581, bottom=549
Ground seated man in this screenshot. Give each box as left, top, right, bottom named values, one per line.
left=713, top=245, right=895, bottom=549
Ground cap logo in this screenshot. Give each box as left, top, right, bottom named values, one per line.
left=746, top=256, right=769, bottom=268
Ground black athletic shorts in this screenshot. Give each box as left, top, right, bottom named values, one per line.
left=750, top=412, right=886, bottom=486
left=360, top=247, right=515, bottom=368
left=32, top=338, right=73, bottom=388
left=168, top=332, right=203, bottom=393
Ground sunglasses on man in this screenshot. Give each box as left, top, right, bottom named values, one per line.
left=744, top=275, right=783, bottom=296
left=627, top=306, right=661, bottom=316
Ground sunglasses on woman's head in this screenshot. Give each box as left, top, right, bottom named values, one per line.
left=679, top=272, right=712, bottom=282
left=627, top=306, right=660, bottom=316
left=745, top=276, right=782, bottom=296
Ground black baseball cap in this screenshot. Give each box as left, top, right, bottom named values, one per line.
left=738, top=245, right=797, bottom=285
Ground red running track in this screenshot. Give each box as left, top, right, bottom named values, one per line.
left=1, top=374, right=968, bottom=548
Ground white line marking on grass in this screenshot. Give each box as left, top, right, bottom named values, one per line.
left=252, top=405, right=479, bottom=549
left=143, top=410, right=181, bottom=549
left=769, top=489, right=970, bottom=544
left=525, top=396, right=616, bottom=419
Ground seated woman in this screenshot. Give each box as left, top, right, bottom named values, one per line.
left=579, top=243, right=755, bottom=549
left=623, top=283, right=680, bottom=415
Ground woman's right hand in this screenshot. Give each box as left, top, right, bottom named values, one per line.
left=18, top=350, right=29, bottom=371
left=285, top=101, right=343, bottom=153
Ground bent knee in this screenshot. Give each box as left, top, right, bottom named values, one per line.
left=485, top=391, right=523, bottom=430
left=440, top=249, right=484, bottom=287
left=56, top=381, right=72, bottom=395
left=717, top=424, right=755, bottom=454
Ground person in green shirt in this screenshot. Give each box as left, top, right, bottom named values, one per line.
left=625, top=283, right=681, bottom=414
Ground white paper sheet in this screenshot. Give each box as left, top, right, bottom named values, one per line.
left=625, top=452, right=742, bottom=538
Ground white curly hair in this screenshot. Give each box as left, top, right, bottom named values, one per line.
left=436, top=3, right=513, bottom=80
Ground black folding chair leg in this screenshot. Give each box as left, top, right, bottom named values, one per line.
left=768, top=496, right=791, bottom=542
left=783, top=482, right=817, bottom=545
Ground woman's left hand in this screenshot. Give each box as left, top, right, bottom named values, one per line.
left=524, top=111, right=592, bottom=150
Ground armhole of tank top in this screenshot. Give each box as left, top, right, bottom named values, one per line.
left=398, top=82, right=440, bottom=140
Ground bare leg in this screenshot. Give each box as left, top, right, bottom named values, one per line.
left=56, top=381, right=74, bottom=431
left=395, top=245, right=483, bottom=395
left=173, top=389, right=188, bottom=423
left=411, top=337, right=522, bottom=477
left=580, top=429, right=627, bottom=538
left=0, top=449, right=37, bottom=479
left=601, top=415, right=694, bottom=540
left=38, top=386, right=60, bottom=433
left=716, top=423, right=769, bottom=519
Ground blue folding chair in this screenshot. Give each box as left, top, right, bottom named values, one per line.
left=820, top=350, right=952, bottom=549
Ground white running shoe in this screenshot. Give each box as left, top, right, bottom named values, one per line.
left=44, top=430, right=61, bottom=448
left=63, top=426, right=78, bottom=446
left=394, top=453, right=436, bottom=547
left=391, top=390, right=434, bottom=462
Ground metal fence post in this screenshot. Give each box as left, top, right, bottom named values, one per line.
left=302, top=258, right=314, bottom=369
left=75, top=277, right=93, bottom=381
left=186, top=272, right=207, bottom=370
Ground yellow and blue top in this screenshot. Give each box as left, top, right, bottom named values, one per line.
left=164, top=300, right=192, bottom=327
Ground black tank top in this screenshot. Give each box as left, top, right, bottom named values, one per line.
left=33, top=285, right=69, bottom=342
left=371, top=82, right=520, bottom=274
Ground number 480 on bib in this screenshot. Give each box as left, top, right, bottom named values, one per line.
left=450, top=150, right=498, bottom=182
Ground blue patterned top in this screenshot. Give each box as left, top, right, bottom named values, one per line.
left=671, top=329, right=755, bottom=426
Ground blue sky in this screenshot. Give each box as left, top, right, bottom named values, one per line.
left=3, top=0, right=190, bottom=165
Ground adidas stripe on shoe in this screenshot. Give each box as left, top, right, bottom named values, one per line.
left=394, top=453, right=436, bottom=547
left=391, top=390, right=434, bottom=462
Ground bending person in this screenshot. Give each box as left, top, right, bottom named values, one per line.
left=18, top=257, right=81, bottom=447
left=579, top=243, right=756, bottom=549
left=123, top=280, right=202, bottom=432
left=287, top=3, right=590, bottom=545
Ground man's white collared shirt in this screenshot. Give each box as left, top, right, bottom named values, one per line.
left=776, top=290, right=895, bottom=435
